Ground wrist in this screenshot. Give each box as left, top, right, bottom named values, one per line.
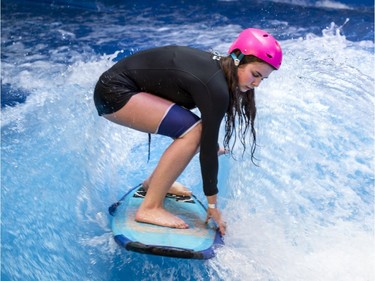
left=206, top=194, right=217, bottom=208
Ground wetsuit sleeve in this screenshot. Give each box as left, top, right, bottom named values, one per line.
left=190, top=71, right=229, bottom=196
left=199, top=108, right=222, bottom=196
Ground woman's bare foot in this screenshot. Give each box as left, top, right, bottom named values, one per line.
left=135, top=207, right=189, bottom=229
left=143, top=181, right=192, bottom=197
left=167, top=182, right=192, bottom=196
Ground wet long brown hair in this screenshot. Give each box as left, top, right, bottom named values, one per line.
left=219, top=50, right=267, bottom=164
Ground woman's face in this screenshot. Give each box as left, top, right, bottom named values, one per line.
left=237, top=62, right=274, bottom=92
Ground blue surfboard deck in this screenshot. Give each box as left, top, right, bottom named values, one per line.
left=109, top=184, right=223, bottom=259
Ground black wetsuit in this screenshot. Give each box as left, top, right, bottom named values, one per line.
left=94, top=46, right=230, bottom=196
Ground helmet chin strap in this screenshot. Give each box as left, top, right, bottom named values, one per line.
left=230, top=52, right=244, bottom=66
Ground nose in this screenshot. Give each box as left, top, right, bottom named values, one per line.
left=251, top=77, right=262, bottom=88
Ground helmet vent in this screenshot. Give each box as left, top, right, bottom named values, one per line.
left=263, top=34, right=269, bottom=37
left=266, top=53, right=273, bottom=58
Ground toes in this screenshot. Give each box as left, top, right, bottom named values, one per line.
left=174, top=220, right=189, bottom=229
left=183, top=190, right=192, bottom=196
left=177, top=223, right=189, bottom=229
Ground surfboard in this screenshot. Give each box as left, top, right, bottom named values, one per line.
left=108, top=184, right=224, bottom=259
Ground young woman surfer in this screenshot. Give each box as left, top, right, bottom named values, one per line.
left=94, top=28, right=283, bottom=235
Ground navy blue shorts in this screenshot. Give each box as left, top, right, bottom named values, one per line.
left=156, top=104, right=201, bottom=138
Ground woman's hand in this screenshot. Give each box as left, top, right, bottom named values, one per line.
left=205, top=207, right=226, bottom=236
left=217, top=146, right=229, bottom=156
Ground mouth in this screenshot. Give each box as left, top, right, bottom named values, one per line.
left=240, top=85, right=253, bottom=92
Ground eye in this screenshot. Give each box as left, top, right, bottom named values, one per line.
left=252, top=72, right=260, bottom=78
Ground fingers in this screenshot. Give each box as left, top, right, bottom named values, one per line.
left=206, top=208, right=226, bottom=235
left=217, top=147, right=229, bottom=156
left=216, top=219, right=226, bottom=236
left=219, top=221, right=227, bottom=235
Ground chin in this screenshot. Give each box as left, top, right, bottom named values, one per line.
left=239, top=88, right=251, bottom=93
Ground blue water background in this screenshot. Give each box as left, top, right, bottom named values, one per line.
left=1, top=0, right=374, bottom=280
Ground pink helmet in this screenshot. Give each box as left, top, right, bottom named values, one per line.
left=228, top=28, right=283, bottom=69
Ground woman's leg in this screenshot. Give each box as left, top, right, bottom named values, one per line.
left=104, top=93, right=201, bottom=229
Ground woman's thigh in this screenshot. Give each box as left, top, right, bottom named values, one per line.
left=104, top=92, right=174, bottom=133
